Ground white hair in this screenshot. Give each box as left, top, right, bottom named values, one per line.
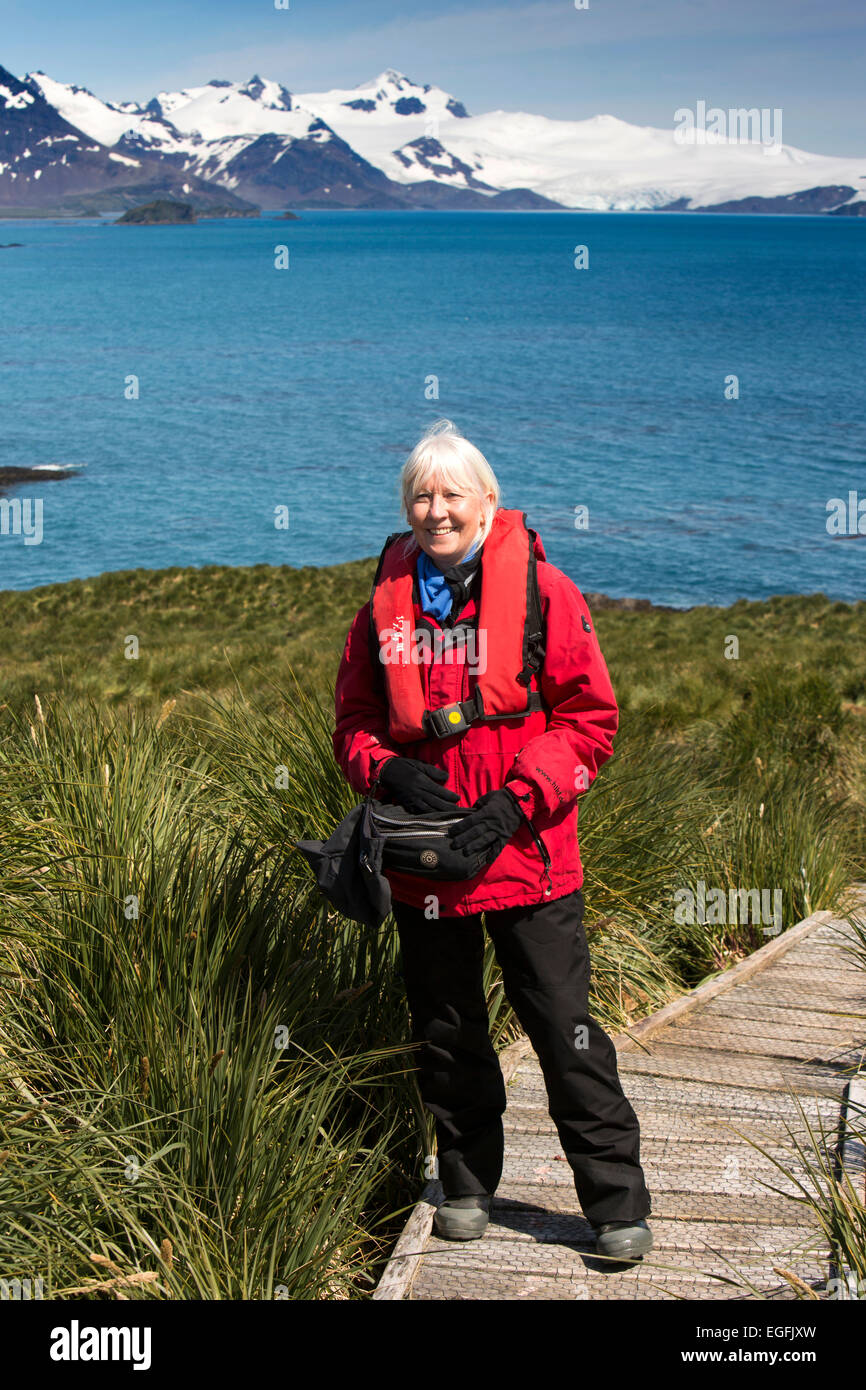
left=398, top=419, right=501, bottom=558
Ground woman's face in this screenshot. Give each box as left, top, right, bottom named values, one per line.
left=409, top=474, right=494, bottom=570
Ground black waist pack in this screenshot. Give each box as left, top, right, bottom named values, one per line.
left=361, top=797, right=488, bottom=881
left=294, top=795, right=489, bottom=930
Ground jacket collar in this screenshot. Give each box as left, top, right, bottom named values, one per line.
left=440, top=545, right=482, bottom=611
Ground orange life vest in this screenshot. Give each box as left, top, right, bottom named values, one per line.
left=368, top=508, right=545, bottom=742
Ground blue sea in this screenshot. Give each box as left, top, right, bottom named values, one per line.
left=1, top=209, right=864, bottom=606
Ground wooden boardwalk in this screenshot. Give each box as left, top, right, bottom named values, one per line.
left=375, top=887, right=866, bottom=1301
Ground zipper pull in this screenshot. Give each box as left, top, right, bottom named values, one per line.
left=525, top=816, right=553, bottom=897
left=504, top=784, right=533, bottom=822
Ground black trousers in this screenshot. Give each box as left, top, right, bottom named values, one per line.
left=392, top=887, right=652, bottom=1228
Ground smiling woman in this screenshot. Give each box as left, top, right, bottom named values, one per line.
left=401, top=418, right=499, bottom=570
left=330, top=415, right=655, bottom=1257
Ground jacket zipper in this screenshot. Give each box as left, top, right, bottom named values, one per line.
left=507, top=788, right=553, bottom=897
left=525, top=816, right=553, bottom=896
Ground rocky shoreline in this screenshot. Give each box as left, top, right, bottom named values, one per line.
left=583, top=591, right=690, bottom=614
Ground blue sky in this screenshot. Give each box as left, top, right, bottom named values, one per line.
left=2, top=0, right=864, bottom=155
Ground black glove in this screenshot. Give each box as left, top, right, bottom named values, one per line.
left=376, top=756, right=461, bottom=814
left=447, top=787, right=525, bottom=865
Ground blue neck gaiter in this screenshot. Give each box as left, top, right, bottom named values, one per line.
left=417, top=537, right=480, bottom=621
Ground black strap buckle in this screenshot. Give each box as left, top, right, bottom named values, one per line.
left=425, top=701, right=472, bottom=739
left=476, top=690, right=545, bottom=722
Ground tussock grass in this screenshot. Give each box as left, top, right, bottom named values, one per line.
left=0, top=697, right=423, bottom=1299
left=1, top=560, right=864, bottom=1297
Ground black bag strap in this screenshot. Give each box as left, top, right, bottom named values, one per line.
left=516, top=522, right=545, bottom=687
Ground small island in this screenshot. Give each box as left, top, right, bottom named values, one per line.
left=116, top=200, right=197, bottom=225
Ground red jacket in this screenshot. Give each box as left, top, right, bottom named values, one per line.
left=331, top=520, right=619, bottom=916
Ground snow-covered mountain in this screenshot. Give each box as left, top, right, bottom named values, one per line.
left=0, top=64, right=260, bottom=213
left=16, top=66, right=552, bottom=210
left=293, top=69, right=866, bottom=212
left=292, top=69, right=492, bottom=190
left=6, top=63, right=866, bottom=215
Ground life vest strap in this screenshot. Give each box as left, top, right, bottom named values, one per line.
left=422, top=689, right=544, bottom=740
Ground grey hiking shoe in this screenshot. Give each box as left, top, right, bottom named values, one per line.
left=594, top=1218, right=654, bottom=1260
left=433, top=1194, right=491, bottom=1241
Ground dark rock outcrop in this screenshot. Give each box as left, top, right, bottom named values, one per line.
left=392, top=136, right=496, bottom=191
left=58, top=180, right=259, bottom=217
left=204, top=126, right=401, bottom=208
left=393, top=96, right=426, bottom=115
left=0, top=464, right=80, bottom=487
left=116, top=199, right=196, bottom=223
left=694, top=184, right=858, bottom=214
